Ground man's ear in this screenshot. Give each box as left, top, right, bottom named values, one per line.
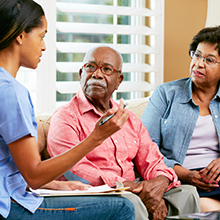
left=79, top=68, right=82, bottom=78
left=115, top=73, right=124, bottom=90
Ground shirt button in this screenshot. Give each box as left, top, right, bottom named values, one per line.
left=114, top=140, right=117, bottom=143
left=164, top=120, right=167, bottom=124
left=118, top=159, right=121, bottom=163
left=214, top=115, right=218, bottom=118
left=134, top=140, right=136, bottom=144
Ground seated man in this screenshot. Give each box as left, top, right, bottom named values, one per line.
left=47, top=46, right=200, bottom=220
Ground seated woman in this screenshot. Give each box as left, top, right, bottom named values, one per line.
left=141, top=26, right=220, bottom=212
left=0, top=1, right=135, bottom=219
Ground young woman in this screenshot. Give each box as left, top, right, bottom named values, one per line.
left=0, top=0, right=135, bottom=219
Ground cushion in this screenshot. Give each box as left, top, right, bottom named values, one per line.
left=126, top=97, right=149, bottom=119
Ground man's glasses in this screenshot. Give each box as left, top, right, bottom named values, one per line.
left=83, top=63, right=121, bottom=76
left=190, top=51, right=220, bottom=66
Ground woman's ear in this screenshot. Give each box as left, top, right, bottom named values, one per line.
left=15, top=32, right=24, bottom=45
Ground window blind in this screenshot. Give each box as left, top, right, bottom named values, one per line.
left=17, top=0, right=164, bottom=114
left=55, top=0, right=164, bottom=109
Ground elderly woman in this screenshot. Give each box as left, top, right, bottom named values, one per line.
left=141, top=26, right=220, bottom=212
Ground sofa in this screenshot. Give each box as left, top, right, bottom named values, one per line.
left=36, top=97, right=149, bottom=160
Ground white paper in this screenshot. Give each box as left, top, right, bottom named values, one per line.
left=29, top=184, right=130, bottom=196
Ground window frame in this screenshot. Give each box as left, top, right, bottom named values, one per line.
left=17, top=0, right=164, bottom=114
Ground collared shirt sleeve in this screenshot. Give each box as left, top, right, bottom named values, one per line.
left=134, top=121, right=180, bottom=190
left=47, top=105, right=127, bottom=187
left=141, top=83, right=183, bottom=168
left=141, top=78, right=201, bottom=168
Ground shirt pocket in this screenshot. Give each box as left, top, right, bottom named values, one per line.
left=161, top=118, right=180, bottom=148
left=6, top=172, right=26, bottom=194
left=123, top=137, right=139, bottom=161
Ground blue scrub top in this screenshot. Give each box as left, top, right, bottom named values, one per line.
left=0, top=67, right=43, bottom=218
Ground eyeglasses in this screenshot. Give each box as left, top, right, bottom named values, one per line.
left=190, top=51, right=220, bottom=66
left=83, top=63, right=121, bottom=76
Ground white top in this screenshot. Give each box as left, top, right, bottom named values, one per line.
left=182, top=115, right=220, bottom=169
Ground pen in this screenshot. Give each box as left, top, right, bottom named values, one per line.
left=99, top=103, right=128, bottom=126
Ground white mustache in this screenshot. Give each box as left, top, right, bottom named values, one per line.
left=87, top=78, right=107, bottom=87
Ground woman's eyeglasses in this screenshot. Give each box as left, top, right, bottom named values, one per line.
left=190, top=51, right=220, bottom=66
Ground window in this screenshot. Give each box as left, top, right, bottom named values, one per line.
left=17, top=0, right=164, bottom=114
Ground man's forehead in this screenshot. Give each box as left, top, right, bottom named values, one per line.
left=83, top=47, right=122, bottom=70
left=84, top=47, right=117, bottom=60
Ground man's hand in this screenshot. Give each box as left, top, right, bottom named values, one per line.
left=123, top=180, right=140, bottom=191
left=124, top=176, right=170, bottom=219
left=149, top=199, right=167, bottom=220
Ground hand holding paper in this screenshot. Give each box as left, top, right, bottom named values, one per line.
left=29, top=183, right=130, bottom=197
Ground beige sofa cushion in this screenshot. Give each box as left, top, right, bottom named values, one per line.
left=36, top=115, right=51, bottom=159
left=126, top=97, right=149, bottom=119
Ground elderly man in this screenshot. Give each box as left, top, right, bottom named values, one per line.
left=47, top=46, right=200, bottom=219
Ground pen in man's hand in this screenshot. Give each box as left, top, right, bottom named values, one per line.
left=99, top=103, right=128, bottom=126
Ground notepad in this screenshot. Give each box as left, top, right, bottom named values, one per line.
left=29, top=184, right=131, bottom=197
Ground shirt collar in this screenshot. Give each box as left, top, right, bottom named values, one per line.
left=76, top=89, right=117, bottom=116
left=180, top=78, right=220, bottom=103
left=178, top=78, right=193, bottom=104
left=215, top=82, right=220, bottom=99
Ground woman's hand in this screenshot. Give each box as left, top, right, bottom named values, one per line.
left=199, top=158, right=220, bottom=185
left=174, top=165, right=218, bottom=191
left=186, top=170, right=210, bottom=191
left=91, top=98, right=129, bottom=144
left=40, top=180, right=91, bottom=191
left=186, top=170, right=219, bottom=191
left=8, top=98, right=129, bottom=190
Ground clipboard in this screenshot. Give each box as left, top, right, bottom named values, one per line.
left=29, top=184, right=131, bottom=197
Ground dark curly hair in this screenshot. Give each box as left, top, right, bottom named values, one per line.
left=0, top=0, right=44, bottom=50
left=189, top=26, right=220, bottom=56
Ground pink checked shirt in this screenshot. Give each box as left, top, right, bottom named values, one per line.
left=47, top=89, right=180, bottom=188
